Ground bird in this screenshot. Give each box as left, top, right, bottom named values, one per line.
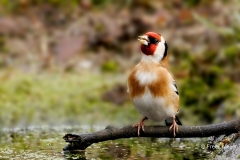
left=127, top=31, right=182, bottom=137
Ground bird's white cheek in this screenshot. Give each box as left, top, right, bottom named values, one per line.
left=152, top=40, right=166, bottom=61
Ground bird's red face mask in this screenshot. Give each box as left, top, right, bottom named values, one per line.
left=138, top=32, right=162, bottom=56
left=138, top=32, right=168, bottom=62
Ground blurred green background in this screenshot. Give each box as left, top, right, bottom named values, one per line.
left=0, top=0, right=239, bottom=129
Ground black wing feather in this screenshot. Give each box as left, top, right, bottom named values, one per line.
left=165, top=116, right=182, bottom=126
left=173, top=81, right=179, bottom=95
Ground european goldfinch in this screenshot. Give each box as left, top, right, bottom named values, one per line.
left=127, top=32, right=182, bottom=137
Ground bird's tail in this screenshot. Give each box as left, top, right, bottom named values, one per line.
left=165, top=116, right=182, bottom=126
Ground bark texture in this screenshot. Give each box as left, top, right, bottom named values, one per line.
left=63, top=118, right=240, bottom=151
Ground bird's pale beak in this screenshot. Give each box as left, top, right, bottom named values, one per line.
left=138, top=35, right=149, bottom=45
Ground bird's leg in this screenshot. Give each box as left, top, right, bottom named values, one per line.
left=169, top=116, right=178, bottom=137
left=132, top=117, right=148, bottom=136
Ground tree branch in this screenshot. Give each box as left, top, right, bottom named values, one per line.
left=63, top=118, right=240, bottom=151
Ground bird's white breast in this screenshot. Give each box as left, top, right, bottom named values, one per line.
left=135, top=70, right=157, bottom=86
left=132, top=88, right=176, bottom=122
left=132, top=67, right=177, bottom=122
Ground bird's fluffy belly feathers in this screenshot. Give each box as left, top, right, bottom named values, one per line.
left=128, top=62, right=178, bottom=122
left=133, top=88, right=176, bottom=121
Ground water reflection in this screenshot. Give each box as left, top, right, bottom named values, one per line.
left=63, top=150, right=86, bottom=160
left=0, top=126, right=211, bottom=159
left=102, top=143, right=130, bottom=159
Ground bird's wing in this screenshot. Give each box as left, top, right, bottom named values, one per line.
left=171, top=80, right=179, bottom=96
left=127, top=82, right=129, bottom=93
left=165, top=80, right=182, bottom=126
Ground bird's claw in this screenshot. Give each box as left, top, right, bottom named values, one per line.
left=132, top=121, right=145, bottom=137
left=169, top=120, right=178, bottom=137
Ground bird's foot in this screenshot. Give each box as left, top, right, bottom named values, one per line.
left=132, top=117, right=148, bottom=137
left=132, top=122, right=145, bottom=137
left=169, top=117, right=178, bottom=137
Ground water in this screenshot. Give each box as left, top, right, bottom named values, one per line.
left=0, top=126, right=212, bottom=159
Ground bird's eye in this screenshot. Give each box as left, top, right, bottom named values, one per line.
left=148, top=37, right=159, bottom=44
left=154, top=38, right=159, bottom=43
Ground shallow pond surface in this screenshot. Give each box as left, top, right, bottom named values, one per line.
left=0, top=126, right=213, bottom=159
